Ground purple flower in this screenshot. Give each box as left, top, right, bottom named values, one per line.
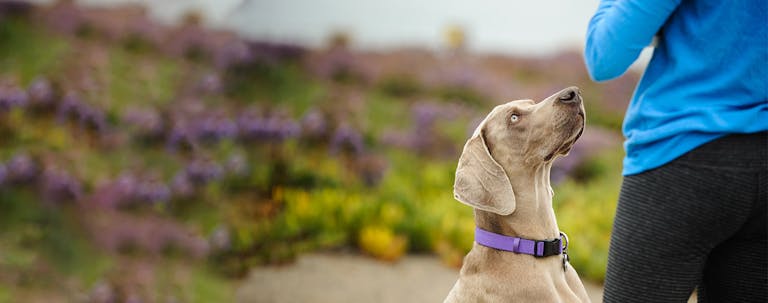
left=184, top=159, right=224, bottom=185
left=169, top=230, right=210, bottom=258
left=248, top=41, right=306, bottom=66
left=121, top=107, right=164, bottom=137
left=91, top=174, right=172, bottom=208
left=88, top=281, right=116, bottom=303
left=40, top=167, right=83, bottom=202
left=330, top=124, right=365, bottom=155
left=160, top=24, right=207, bottom=57
left=409, top=102, right=446, bottom=152
left=44, top=1, right=86, bottom=35
left=209, top=225, right=231, bottom=251
left=308, top=47, right=370, bottom=83
left=0, top=84, right=29, bottom=110
left=166, top=120, right=196, bottom=151
left=225, top=153, right=248, bottom=176
left=124, top=14, right=165, bottom=47
left=550, top=154, right=581, bottom=184
left=27, top=77, right=55, bottom=108
left=6, top=153, right=38, bottom=183
left=238, top=111, right=299, bottom=142
left=114, top=174, right=139, bottom=197
left=53, top=91, right=107, bottom=132
left=0, top=163, right=7, bottom=186
left=171, top=172, right=194, bottom=197
left=135, top=181, right=171, bottom=204
left=267, top=116, right=300, bottom=141
left=213, top=41, right=253, bottom=69
left=378, top=131, right=411, bottom=148
left=237, top=113, right=266, bottom=139
left=380, top=101, right=466, bottom=155
left=124, top=294, right=143, bottom=303
left=0, top=1, right=33, bottom=17
left=550, top=127, right=620, bottom=183
left=86, top=209, right=211, bottom=258
left=300, top=109, right=328, bottom=138
left=197, top=73, right=223, bottom=94
left=412, top=103, right=439, bottom=132
left=77, top=104, right=108, bottom=132
left=90, top=181, right=125, bottom=209
left=56, top=91, right=82, bottom=123
left=198, top=114, right=238, bottom=141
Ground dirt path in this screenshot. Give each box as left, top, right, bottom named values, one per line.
left=236, top=252, right=605, bottom=303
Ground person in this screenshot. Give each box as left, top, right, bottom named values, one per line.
left=583, top=0, right=767, bottom=302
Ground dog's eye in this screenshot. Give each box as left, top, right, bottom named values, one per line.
left=510, top=114, right=520, bottom=123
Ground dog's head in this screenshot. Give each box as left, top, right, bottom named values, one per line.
left=453, top=87, right=585, bottom=215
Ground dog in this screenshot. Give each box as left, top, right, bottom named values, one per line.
left=444, top=87, right=591, bottom=303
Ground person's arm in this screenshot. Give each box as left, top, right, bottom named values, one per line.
left=584, top=0, right=681, bottom=82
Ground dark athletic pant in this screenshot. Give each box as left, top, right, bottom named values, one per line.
left=604, top=132, right=767, bottom=303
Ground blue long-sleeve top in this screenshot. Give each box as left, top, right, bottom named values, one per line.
left=585, top=0, right=768, bottom=175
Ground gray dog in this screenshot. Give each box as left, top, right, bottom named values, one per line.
left=444, top=87, right=591, bottom=302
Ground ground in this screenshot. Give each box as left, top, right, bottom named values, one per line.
left=236, top=252, right=605, bottom=303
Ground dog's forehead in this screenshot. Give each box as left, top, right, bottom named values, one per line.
left=489, top=99, right=536, bottom=115
left=504, top=99, right=537, bottom=107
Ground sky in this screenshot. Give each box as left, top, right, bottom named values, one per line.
left=32, top=0, right=655, bottom=62
left=227, top=0, right=603, bottom=56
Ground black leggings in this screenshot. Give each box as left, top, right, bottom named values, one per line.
left=603, top=132, right=767, bottom=303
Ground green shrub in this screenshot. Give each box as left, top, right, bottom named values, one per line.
left=553, top=148, right=622, bottom=281
left=378, top=75, right=422, bottom=97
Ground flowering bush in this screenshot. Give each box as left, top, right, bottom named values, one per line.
left=0, top=2, right=637, bottom=299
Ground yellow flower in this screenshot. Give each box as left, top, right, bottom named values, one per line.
left=358, top=225, right=407, bottom=262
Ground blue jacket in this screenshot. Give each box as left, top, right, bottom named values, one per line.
left=584, top=0, right=768, bottom=175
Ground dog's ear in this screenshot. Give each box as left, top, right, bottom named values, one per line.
left=453, top=118, right=516, bottom=216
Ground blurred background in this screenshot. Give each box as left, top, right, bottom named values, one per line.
left=0, top=0, right=647, bottom=302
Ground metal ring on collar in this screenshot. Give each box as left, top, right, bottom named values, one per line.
left=559, top=231, right=569, bottom=251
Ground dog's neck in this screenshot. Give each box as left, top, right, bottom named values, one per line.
left=474, top=162, right=559, bottom=240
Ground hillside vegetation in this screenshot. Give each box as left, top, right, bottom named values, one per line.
left=0, top=2, right=639, bottom=301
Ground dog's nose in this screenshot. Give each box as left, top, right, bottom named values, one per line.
left=557, top=87, right=581, bottom=104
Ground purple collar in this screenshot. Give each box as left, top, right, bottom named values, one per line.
left=475, top=227, right=568, bottom=257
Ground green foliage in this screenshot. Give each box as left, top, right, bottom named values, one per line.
left=582, top=102, right=624, bottom=131
left=187, top=268, right=235, bottom=303
left=0, top=9, right=633, bottom=297
left=434, top=85, right=488, bottom=105
left=0, top=189, right=112, bottom=289
left=0, top=286, right=10, bottom=303
left=224, top=61, right=324, bottom=114
left=105, top=48, right=180, bottom=110
left=553, top=148, right=623, bottom=281
left=150, top=262, right=234, bottom=303
left=378, top=75, right=422, bottom=98
left=217, top=148, right=477, bottom=271
left=221, top=146, right=622, bottom=281
left=0, top=17, right=69, bottom=82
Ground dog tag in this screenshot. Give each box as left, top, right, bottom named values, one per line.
left=562, top=253, right=570, bottom=271
left=559, top=231, right=570, bottom=272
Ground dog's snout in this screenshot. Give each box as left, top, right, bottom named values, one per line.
left=558, top=88, right=580, bottom=104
